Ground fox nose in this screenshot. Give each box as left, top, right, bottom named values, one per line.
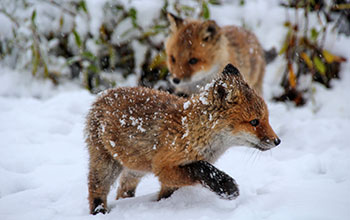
left=172, top=78, right=181, bottom=84
left=274, top=138, right=281, bottom=146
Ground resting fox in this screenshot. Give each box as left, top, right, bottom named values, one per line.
left=165, top=13, right=267, bottom=96
left=85, top=64, right=280, bottom=214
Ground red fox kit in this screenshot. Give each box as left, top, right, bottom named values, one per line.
left=165, top=13, right=266, bottom=96
left=85, top=64, right=280, bottom=214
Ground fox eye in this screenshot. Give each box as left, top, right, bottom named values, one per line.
left=171, top=55, right=176, bottom=63
left=249, top=119, right=259, bottom=127
left=188, top=58, right=198, bottom=65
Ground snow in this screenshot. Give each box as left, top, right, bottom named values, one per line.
left=183, top=101, right=191, bottom=110
left=199, top=95, right=209, bottom=105
left=109, top=140, right=116, bottom=148
left=1, top=0, right=350, bottom=220
left=0, top=13, right=14, bottom=39
left=181, top=116, right=187, bottom=125
left=119, top=119, right=126, bottom=126
left=182, top=130, right=189, bottom=139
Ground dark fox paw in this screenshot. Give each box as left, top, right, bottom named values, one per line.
left=212, top=174, right=239, bottom=200
left=184, top=160, right=239, bottom=200
left=91, top=198, right=108, bottom=215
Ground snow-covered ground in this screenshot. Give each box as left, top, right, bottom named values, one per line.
left=1, top=1, right=350, bottom=220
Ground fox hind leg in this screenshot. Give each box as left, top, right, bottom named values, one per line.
left=116, top=169, right=144, bottom=200
left=157, top=184, right=178, bottom=201
left=88, top=149, right=123, bottom=215
left=116, top=169, right=178, bottom=201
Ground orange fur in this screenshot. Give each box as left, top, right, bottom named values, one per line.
left=85, top=64, right=280, bottom=214
left=166, top=13, right=265, bottom=95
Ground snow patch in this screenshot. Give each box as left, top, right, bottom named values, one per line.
left=137, top=124, right=146, bottom=133
left=182, top=129, right=189, bottom=139
left=119, top=119, right=126, bottom=126
left=181, top=116, right=187, bottom=125
left=199, top=95, right=209, bottom=105
left=183, top=101, right=191, bottom=110
left=109, top=140, right=116, bottom=148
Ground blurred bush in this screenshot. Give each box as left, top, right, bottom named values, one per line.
left=0, top=0, right=218, bottom=93
left=0, top=0, right=348, bottom=107
left=276, top=0, right=348, bottom=106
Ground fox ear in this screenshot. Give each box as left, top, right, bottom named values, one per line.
left=210, top=75, right=240, bottom=108
left=200, top=20, right=219, bottom=42
left=212, top=83, right=227, bottom=104
left=167, top=12, right=184, bottom=32
left=222, top=64, right=240, bottom=76
left=209, top=64, right=243, bottom=107
left=215, top=85, right=227, bottom=102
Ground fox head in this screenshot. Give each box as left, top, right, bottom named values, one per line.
left=166, top=13, right=224, bottom=89
left=203, top=64, right=281, bottom=151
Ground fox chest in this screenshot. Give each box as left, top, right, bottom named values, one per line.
left=197, top=131, right=240, bottom=163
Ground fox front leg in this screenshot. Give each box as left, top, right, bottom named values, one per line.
left=182, top=161, right=239, bottom=200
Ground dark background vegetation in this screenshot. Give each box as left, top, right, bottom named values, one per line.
left=0, top=0, right=349, bottom=106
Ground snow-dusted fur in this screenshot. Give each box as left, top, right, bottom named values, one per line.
left=85, top=64, right=280, bottom=214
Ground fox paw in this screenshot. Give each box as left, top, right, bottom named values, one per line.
left=184, top=160, right=239, bottom=200
left=214, top=176, right=239, bottom=200
left=116, top=189, right=135, bottom=200
left=91, top=198, right=108, bottom=215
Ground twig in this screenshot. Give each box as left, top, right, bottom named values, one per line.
left=48, top=0, right=76, bottom=17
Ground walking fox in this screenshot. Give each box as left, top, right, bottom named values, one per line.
left=165, top=13, right=267, bottom=96
left=85, top=64, right=280, bottom=214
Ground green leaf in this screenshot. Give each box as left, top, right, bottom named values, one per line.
left=208, top=0, right=221, bottom=5
left=129, top=8, right=138, bottom=28
left=31, top=10, right=37, bottom=27
left=310, top=28, right=319, bottom=41
left=31, top=10, right=36, bottom=22
left=181, top=5, right=195, bottom=12
left=82, top=51, right=96, bottom=61
left=279, top=38, right=289, bottom=55
left=88, top=64, right=98, bottom=73
left=162, top=0, right=169, bottom=11
left=73, top=29, right=82, bottom=48
left=313, top=56, right=326, bottom=75
left=283, top=21, right=291, bottom=27
left=322, top=50, right=335, bottom=63
left=153, top=24, right=167, bottom=31
left=108, top=45, right=116, bottom=68
left=31, top=44, right=39, bottom=76
left=142, top=31, right=157, bottom=38
left=79, top=1, right=88, bottom=13
left=150, top=51, right=166, bottom=70
left=322, top=49, right=347, bottom=63
left=202, top=2, right=210, bottom=19
left=43, top=62, right=49, bottom=78
left=116, top=5, right=124, bottom=11
left=332, top=4, right=350, bottom=10
left=66, top=56, right=81, bottom=66
left=59, top=16, right=64, bottom=29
